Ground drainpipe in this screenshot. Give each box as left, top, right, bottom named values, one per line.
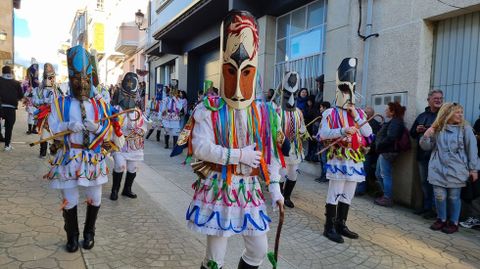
left=360, top=0, right=377, bottom=107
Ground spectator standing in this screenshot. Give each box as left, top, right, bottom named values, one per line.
left=296, top=88, right=309, bottom=115
left=459, top=115, right=480, bottom=229
left=356, top=106, right=382, bottom=195
left=314, top=75, right=324, bottom=104
left=374, top=102, right=406, bottom=207
left=420, top=103, right=478, bottom=234
left=0, top=66, right=24, bottom=151
left=304, top=96, right=319, bottom=162
left=410, top=89, right=443, bottom=219
left=315, top=101, right=331, bottom=183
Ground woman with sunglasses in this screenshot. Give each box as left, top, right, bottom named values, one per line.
left=420, top=102, right=479, bottom=233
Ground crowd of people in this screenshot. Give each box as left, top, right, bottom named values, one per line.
left=0, top=8, right=479, bottom=269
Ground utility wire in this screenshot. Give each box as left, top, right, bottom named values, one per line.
left=357, top=0, right=379, bottom=41
left=436, top=0, right=471, bottom=11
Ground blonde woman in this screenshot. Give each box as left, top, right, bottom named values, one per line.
left=420, top=103, right=479, bottom=234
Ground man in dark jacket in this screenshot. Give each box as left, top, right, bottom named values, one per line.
left=0, top=66, right=24, bottom=151
left=409, top=89, right=443, bottom=218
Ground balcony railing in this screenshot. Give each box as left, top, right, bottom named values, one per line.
left=115, top=24, right=139, bottom=56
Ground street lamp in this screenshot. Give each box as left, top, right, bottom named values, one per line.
left=135, top=9, right=147, bottom=31
left=0, top=30, right=7, bottom=41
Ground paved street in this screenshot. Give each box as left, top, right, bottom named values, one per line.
left=1, top=111, right=480, bottom=269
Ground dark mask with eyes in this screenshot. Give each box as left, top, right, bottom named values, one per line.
left=281, top=71, right=300, bottom=111
left=67, top=45, right=93, bottom=100
left=335, top=57, right=357, bottom=109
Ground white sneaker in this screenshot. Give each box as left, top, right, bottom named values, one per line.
left=459, top=217, right=480, bottom=228
left=4, top=145, right=13, bottom=151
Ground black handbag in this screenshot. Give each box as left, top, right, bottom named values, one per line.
left=461, top=177, right=480, bottom=202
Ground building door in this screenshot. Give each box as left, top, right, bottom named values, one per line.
left=431, top=12, right=480, bottom=123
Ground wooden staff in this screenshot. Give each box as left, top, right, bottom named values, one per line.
left=273, top=202, right=285, bottom=269
left=29, top=108, right=140, bottom=147
left=316, top=113, right=384, bottom=155
left=305, top=115, right=323, bottom=129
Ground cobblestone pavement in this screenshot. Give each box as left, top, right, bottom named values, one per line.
left=1, top=111, right=480, bottom=269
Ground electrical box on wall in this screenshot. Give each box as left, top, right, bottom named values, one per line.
left=371, top=92, right=408, bottom=116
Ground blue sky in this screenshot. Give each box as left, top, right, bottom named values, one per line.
left=14, top=0, right=80, bottom=68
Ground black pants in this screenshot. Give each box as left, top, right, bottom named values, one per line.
left=2, top=107, right=16, bottom=147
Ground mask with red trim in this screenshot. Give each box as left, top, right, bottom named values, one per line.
left=219, top=10, right=259, bottom=110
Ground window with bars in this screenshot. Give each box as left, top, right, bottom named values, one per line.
left=275, top=0, right=327, bottom=96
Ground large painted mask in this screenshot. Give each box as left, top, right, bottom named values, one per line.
left=281, top=71, right=300, bottom=111
left=42, top=63, right=56, bottom=88
left=219, top=10, right=259, bottom=110
left=67, top=45, right=93, bottom=100
left=335, top=57, right=357, bottom=109
left=27, top=64, right=39, bottom=88
left=117, top=72, right=138, bottom=110
left=90, top=55, right=99, bottom=87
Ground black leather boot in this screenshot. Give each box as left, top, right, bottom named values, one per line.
left=173, top=136, right=178, bottom=146
left=164, top=135, right=170, bottom=148
left=283, top=179, right=296, bottom=208
left=62, top=206, right=79, bottom=252
left=238, top=257, right=258, bottom=269
left=40, top=142, right=48, bottom=157
left=156, top=130, right=161, bottom=142
left=324, top=204, right=344, bottom=243
left=26, top=124, right=32, bottom=134
left=336, top=202, right=359, bottom=239
left=110, top=171, right=123, bottom=200
left=122, top=172, right=137, bottom=198
left=145, top=129, right=154, bottom=139
left=83, top=204, right=100, bottom=249
left=279, top=181, right=284, bottom=195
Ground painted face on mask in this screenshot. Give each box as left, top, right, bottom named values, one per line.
left=27, top=64, right=39, bottom=88
left=43, top=63, right=56, bottom=87
left=219, top=10, right=259, bottom=110
left=335, top=58, right=358, bottom=109
left=281, top=71, right=300, bottom=111
left=67, top=45, right=93, bottom=100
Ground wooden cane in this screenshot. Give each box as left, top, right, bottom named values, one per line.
left=305, top=115, right=323, bottom=129
left=29, top=108, right=140, bottom=147
left=316, top=113, right=384, bottom=155
left=273, top=201, right=285, bottom=268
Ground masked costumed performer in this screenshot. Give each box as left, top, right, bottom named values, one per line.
left=110, top=72, right=147, bottom=200
left=277, top=71, right=306, bottom=208
left=181, top=10, right=286, bottom=269
left=32, top=63, right=63, bottom=158
left=161, top=86, right=182, bottom=149
left=318, top=58, right=373, bottom=243
left=25, top=63, right=39, bottom=134
left=46, top=45, right=113, bottom=252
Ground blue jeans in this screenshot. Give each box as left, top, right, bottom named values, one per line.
left=318, top=143, right=327, bottom=179
left=375, top=154, right=393, bottom=198
left=418, top=160, right=434, bottom=210
left=433, top=186, right=461, bottom=224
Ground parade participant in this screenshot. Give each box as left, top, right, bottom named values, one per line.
left=175, top=10, right=286, bottom=269
left=161, top=86, right=182, bottom=149
left=25, top=63, right=39, bottom=134
left=32, top=63, right=62, bottom=158
left=145, top=95, right=163, bottom=141
left=46, top=45, right=114, bottom=252
left=110, top=72, right=147, bottom=200
left=277, top=71, right=306, bottom=208
left=318, top=58, right=373, bottom=243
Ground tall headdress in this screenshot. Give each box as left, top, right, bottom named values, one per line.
left=115, top=72, right=139, bottom=110
left=281, top=71, right=300, bottom=111
left=219, top=10, right=259, bottom=110
left=27, top=63, right=39, bottom=88
left=335, top=58, right=358, bottom=108
left=42, top=63, right=56, bottom=88
left=67, top=45, right=94, bottom=100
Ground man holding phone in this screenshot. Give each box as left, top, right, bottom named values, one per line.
left=410, top=89, right=444, bottom=218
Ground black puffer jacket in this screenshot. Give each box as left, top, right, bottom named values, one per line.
left=0, top=77, right=23, bottom=109
left=375, top=118, right=404, bottom=153
left=409, top=107, right=438, bottom=161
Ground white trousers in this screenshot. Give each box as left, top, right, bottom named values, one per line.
left=202, top=234, right=268, bottom=268
left=62, top=185, right=102, bottom=209
left=280, top=163, right=298, bottom=182
left=113, top=154, right=138, bottom=173
left=326, top=180, right=357, bottom=205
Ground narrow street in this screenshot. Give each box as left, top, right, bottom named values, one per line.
left=1, top=111, right=480, bottom=269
